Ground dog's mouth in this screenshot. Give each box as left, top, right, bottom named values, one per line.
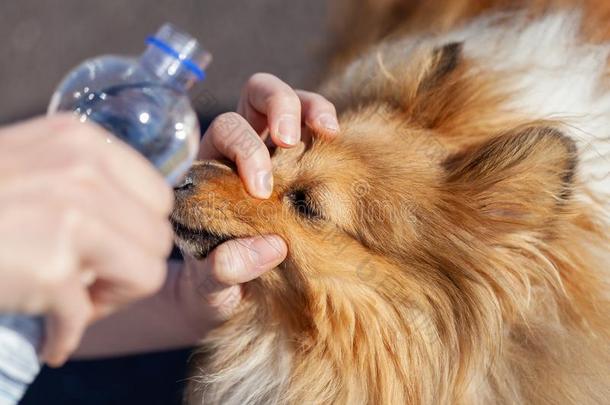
left=171, top=219, right=233, bottom=259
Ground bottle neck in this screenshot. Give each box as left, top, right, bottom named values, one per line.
left=138, top=24, right=211, bottom=91
left=139, top=46, right=199, bottom=91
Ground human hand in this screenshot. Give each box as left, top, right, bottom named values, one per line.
left=174, top=73, right=340, bottom=333
left=0, top=115, right=174, bottom=366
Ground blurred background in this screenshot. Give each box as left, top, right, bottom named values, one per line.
left=0, top=1, right=331, bottom=403
left=0, top=0, right=332, bottom=125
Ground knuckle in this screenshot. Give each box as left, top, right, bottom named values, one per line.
left=317, top=96, right=336, bottom=113
left=210, top=112, right=244, bottom=134
left=247, top=72, right=273, bottom=87
left=235, top=136, right=266, bottom=162
left=269, top=92, right=300, bottom=109
left=302, top=91, right=335, bottom=112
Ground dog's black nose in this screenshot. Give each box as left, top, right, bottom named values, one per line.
left=173, top=174, right=194, bottom=191
left=174, top=161, right=232, bottom=195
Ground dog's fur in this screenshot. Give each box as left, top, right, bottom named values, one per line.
left=173, top=1, right=610, bottom=403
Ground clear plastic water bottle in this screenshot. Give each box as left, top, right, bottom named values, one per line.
left=50, top=23, right=211, bottom=184
left=0, top=23, right=211, bottom=404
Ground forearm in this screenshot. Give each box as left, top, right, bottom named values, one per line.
left=73, top=260, right=210, bottom=359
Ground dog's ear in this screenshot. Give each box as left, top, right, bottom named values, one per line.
left=442, top=125, right=577, bottom=232
left=418, top=42, right=463, bottom=93
left=409, top=42, right=466, bottom=129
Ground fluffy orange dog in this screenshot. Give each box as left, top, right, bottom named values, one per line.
left=173, top=1, right=610, bottom=403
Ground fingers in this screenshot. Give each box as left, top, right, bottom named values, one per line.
left=7, top=176, right=173, bottom=308
left=67, top=210, right=169, bottom=311
left=61, top=175, right=174, bottom=257
left=42, top=278, right=93, bottom=367
left=207, top=236, right=287, bottom=286
left=2, top=166, right=174, bottom=258
left=187, top=235, right=286, bottom=319
left=201, top=75, right=340, bottom=199
left=238, top=74, right=341, bottom=147
left=0, top=115, right=173, bottom=366
left=200, top=112, right=273, bottom=198
left=295, top=90, right=340, bottom=136
left=44, top=115, right=173, bottom=216
left=239, top=73, right=303, bottom=147
left=70, top=123, right=173, bottom=216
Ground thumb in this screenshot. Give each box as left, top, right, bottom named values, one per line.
left=203, top=235, right=287, bottom=289
left=187, top=235, right=287, bottom=320
left=42, top=281, right=93, bottom=367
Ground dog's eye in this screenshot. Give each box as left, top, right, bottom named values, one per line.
left=286, top=189, right=322, bottom=220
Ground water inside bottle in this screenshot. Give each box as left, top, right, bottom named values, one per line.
left=74, top=82, right=182, bottom=163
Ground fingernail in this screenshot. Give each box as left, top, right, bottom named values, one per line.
left=277, top=115, right=299, bottom=145
left=249, top=236, right=286, bottom=267
left=317, top=113, right=340, bottom=132
left=254, top=170, right=273, bottom=199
